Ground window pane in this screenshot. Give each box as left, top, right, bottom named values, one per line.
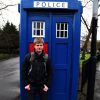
left=61, top=23, right=64, bottom=30
left=33, top=30, right=35, bottom=35
left=41, top=30, right=43, bottom=35
left=34, top=30, right=37, bottom=35
left=37, top=30, right=40, bottom=35
left=33, top=22, right=36, bottom=28
left=41, top=23, right=43, bottom=29
left=65, top=23, right=68, bottom=30
left=65, top=31, right=67, bottom=37
left=37, top=22, right=40, bottom=29
left=57, top=23, right=60, bottom=30
left=61, top=31, right=64, bottom=37
left=57, top=31, right=59, bottom=37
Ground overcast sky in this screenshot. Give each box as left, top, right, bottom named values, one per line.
left=0, top=0, right=20, bottom=28
left=0, top=0, right=100, bottom=40
left=82, top=0, right=100, bottom=40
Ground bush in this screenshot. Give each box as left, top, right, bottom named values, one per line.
left=0, top=48, right=19, bottom=54
left=0, top=53, right=18, bottom=61
left=80, top=53, right=90, bottom=67
left=0, top=54, right=10, bottom=60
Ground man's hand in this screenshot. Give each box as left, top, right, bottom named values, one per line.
left=43, top=84, right=48, bottom=92
left=25, top=84, right=30, bottom=91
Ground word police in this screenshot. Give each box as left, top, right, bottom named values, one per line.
left=34, top=1, right=68, bottom=8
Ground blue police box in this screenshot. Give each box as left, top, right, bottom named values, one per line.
left=19, top=0, right=83, bottom=100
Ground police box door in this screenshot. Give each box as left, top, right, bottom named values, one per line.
left=51, top=14, right=73, bottom=100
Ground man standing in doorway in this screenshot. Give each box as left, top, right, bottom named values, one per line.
left=22, top=37, right=52, bottom=100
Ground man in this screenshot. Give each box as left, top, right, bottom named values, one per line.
left=22, top=37, right=52, bottom=100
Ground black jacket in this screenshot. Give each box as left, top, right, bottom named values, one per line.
left=22, top=51, right=52, bottom=87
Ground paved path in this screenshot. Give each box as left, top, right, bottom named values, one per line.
left=0, top=57, right=100, bottom=100
left=94, top=62, right=100, bottom=100
left=0, top=57, right=20, bottom=100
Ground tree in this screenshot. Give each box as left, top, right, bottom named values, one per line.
left=0, top=21, right=19, bottom=54
left=97, top=40, right=100, bottom=52
left=81, top=0, right=100, bottom=59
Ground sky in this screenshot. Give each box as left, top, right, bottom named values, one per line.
left=0, top=0, right=20, bottom=29
left=0, top=0, right=100, bottom=40
left=81, top=0, right=100, bottom=40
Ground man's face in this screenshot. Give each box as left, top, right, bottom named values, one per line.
left=34, top=43, right=44, bottom=54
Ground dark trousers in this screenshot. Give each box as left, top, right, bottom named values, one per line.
left=26, top=86, right=48, bottom=100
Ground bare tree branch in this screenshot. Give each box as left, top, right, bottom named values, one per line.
left=83, top=0, right=93, bottom=7
left=0, top=4, right=17, bottom=11
left=81, top=17, right=93, bottom=50
left=82, top=15, right=90, bottom=32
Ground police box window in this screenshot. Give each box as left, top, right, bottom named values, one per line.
left=56, top=23, right=68, bottom=38
left=32, top=21, right=45, bottom=37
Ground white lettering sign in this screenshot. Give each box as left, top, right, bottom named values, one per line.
left=34, top=1, right=68, bottom=8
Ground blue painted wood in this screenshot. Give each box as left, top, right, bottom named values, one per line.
left=51, top=14, right=73, bottom=100
left=70, top=8, right=82, bottom=100
left=20, top=6, right=28, bottom=100
left=19, top=0, right=83, bottom=100
left=21, top=0, right=82, bottom=10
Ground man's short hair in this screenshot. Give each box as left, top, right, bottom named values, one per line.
left=34, top=37, right=44, bottom=44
